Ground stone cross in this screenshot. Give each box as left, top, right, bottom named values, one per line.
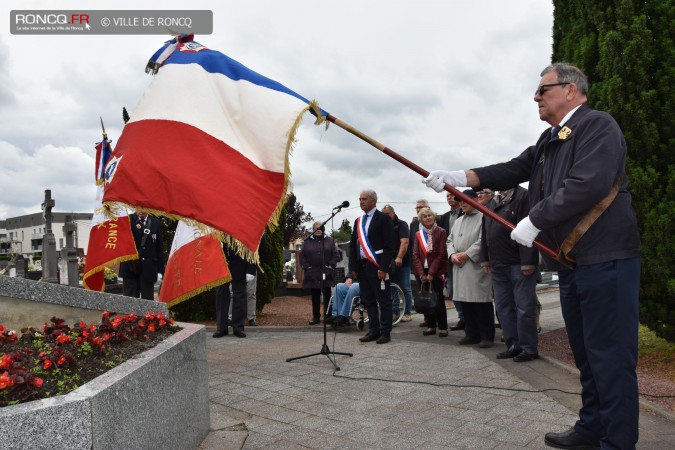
left=41, top=189, right=58, bottom=283
left=42, top=189, right=55, bottom=234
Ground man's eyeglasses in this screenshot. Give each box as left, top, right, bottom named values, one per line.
left=535, top=82, right=569, bottom=97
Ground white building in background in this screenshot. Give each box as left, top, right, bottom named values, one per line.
left=0, top=212, right=92, bottom=257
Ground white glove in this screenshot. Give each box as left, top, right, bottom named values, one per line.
left=157, top=273, right=163, bottom=282
left=422, top=170, right=468, bottom=192
left=245, top=273, right=255, bottom=282
left=510, top=217, right=540, bottom=247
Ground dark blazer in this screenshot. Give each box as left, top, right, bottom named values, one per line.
left=437, top=208, right=463, bottom=236
left=479, top=186, right=539, bottom=267
left=224, top=233, right=267, bottom=281
left=349, top=209, right=394, bottom=274
left=119, top=213, right=164, bottom=283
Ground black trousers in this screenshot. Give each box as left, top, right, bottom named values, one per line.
left=461, top=301, right=495, bottom=341
left=215, top=280, right=246, bottom=333
left=358, top=259, right=392, bottom=335
left=122, top=275, right=154, bottom=300
left=310, top=287, right=332, bottom=320
left=423, top=275, right=448, bottom=330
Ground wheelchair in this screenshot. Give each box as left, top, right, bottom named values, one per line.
left=327, top=282, right=406, bottom=331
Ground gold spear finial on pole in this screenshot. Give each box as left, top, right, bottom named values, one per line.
left=100, top=116, right=107, bottom=138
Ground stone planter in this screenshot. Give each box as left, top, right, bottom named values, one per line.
left=0, top=322, right=210, bottom=450
left=0, top=276, right=210, bottom=449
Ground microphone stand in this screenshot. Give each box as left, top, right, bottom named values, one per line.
left=286, top=205, right=353, bottom=370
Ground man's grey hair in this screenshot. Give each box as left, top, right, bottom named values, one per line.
left=416, top=199, right=429, bottom=206
left=382, top=204, right=395, bottom=212
left=362, top=189, right=377, bottom=201
left=542, top=62, right=589, bottom=96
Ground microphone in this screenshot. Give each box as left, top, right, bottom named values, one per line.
left=334, top=200, right=350, bottom=210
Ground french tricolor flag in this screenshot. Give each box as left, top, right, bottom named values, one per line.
left=159, top=220, right=230, bottom=307
left=102, top=35, right=325, bottom=256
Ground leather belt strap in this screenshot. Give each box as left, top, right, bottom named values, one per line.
left=557, top=175, right=624, bottom=267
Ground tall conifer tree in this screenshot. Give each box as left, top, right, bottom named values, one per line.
left=552, top=0, right=674, bottom=340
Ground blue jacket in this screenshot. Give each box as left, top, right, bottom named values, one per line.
left=473, top=104, right=640, bottom=269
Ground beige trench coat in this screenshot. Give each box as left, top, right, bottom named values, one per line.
left=447, top=211, right=492, bottom=303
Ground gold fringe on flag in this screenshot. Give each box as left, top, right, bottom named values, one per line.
left=101, top=100, right=327, bottom=266
left=163, top=274, right=232, bottom=308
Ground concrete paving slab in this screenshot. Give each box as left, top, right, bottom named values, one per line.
left=199, top=287, right=674, bottom=449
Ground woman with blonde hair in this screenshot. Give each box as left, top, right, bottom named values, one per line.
left=412, top=207, right=450, bottom=337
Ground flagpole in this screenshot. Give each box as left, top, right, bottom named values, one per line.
left=323, top=113, right=561, bottom=263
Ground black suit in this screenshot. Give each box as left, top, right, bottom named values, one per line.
left=119, top=213, right=164, bottom=300
left=349, top=209, right=394, bottom=335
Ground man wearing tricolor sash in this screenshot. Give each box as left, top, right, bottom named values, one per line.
left=349, top=190, right=395, bottom=344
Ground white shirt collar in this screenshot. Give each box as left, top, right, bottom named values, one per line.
left=558, top=104, right=583, bottom=127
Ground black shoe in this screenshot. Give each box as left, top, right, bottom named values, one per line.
left=308, top=318, right=320, bottom=325
left=233, top=330, right=247, bottom=338
left=376, top=334, right=391, bottom=344
left=325, top=316, right=335, bottom=325
left=422, top=328, right=436, bottom=336
left=212, top=331, right=228, bottom=338
left=418, top=321, right=428, bottom=328
left=359, top=333, right=380, bottom=342
left=458, top=336, right=480, bottom=345
left=496, top=346, right=521, bottom=359
left=450, top=320, right=465, bottom=331
left=334, top=316, right=349, bottom=327
left=248, top=319, right=257, bottom=327
left=544, top=427, right=600, bottom=449
left=513, top=351, right=539, bottom=362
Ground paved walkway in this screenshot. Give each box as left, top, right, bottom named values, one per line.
left=198, top=288, right=674, bottom=449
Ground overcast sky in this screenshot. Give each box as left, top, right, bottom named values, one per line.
left=0, top=0, right=554, bottom=233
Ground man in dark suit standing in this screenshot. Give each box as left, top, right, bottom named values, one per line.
left=213, top=234, right=267, bottom=338
left=119, top=209, right=164, bottom=300
left=349, top=189, right=394, bottom=344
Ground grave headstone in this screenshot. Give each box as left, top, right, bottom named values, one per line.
left=15, top=254, right=27, bottom=278
left=41, top=189, right=59, bottom=283
left=59, top=215, right=79, bottom=286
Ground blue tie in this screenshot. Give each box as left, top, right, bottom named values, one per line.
left=363, top=214, right=369, bottom=231
left=550, top=125, right=561, bottom=140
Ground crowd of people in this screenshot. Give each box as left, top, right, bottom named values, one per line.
left=115, top=61, right=639, bottom=449
left=296, top=62, right=640, bottom=450
left=300, top=187, right=542, bottom=357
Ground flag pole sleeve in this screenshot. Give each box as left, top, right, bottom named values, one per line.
left=324, top=113, right=562, bottom=264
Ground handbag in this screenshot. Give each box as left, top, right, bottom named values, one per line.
left=415, top=282, right=437, bottom=315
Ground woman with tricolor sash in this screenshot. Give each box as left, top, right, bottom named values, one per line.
left=412, top=207, right=450, bottom=337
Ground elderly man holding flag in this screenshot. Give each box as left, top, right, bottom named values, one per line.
left=423, top=62, right=640, bottom=450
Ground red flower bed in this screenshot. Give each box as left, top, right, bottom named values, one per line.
left=1, top=312, right=179, bottom=407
